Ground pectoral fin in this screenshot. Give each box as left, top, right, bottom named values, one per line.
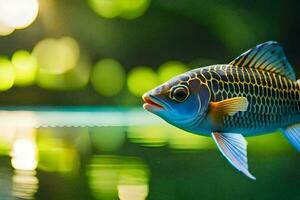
left=211, top=132, right=256, bottom=180
left=283, top=124, right=300, bottom=152
left=209, top=97, right=248, bottom=125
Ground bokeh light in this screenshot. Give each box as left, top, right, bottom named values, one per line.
left=12, top=50, right=38, bottom=87
left=0, top=57, right=15, bottom=91
left=11, top=138, right=37, bottom=171
left=127, top=125, right=168, bottom=147
left=0, top=21, right=14, bottom=36
left=127, top=66, right=159, bottom=96
left=88, top=0, right=150, bottom=19
left=158, top=61, right=188, bottom=83
left=90, top=127, right=125, bottom=152
left=119, top=0, right=150, bottom=19
left=87, top=156, right=120, bottom=199
left=38, top=130, right=80, bottom=174
left=38, top=144, right=79, bottom=173
left=12, top=170, right=39, bottom=200
left=0, top=127, right=15, bottom=155
left=87, top=155, right=149, bottom=200
left=91, top=59, right=125, bottom=96
left=118, top=158, right=149, bottom=200
left=167, top=126, right=214, bottom=150
left=36, top=55, right=90, bottom=91
left=33, top=37, right=90, bottom=91
left=118, top=184, right=148, bottom=200
left=33, top=37, right=80, bottom=75
left=128, top=124, right=214, bottom=150
left=0, top=0, right=39, bottom=34
left=88, top=0, right=122, bottom=18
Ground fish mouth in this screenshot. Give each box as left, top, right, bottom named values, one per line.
left=142, top=94, right=164, bottom=110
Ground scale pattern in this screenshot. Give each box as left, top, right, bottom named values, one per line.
left=183, top=65, right=300, bottom=130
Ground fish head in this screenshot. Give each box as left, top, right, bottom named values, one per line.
left=142, top=72, right=211, bottom=129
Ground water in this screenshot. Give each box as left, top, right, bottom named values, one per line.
left=0, top=107, right=300, bottom=200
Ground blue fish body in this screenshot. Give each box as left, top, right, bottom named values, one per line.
left=182, top=64, right=300, bottom=137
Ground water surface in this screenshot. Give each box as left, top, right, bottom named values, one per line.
left=0, top=107, right=299, bottom=200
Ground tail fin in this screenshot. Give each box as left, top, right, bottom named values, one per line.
left=283, top=81, right=300, bottom=151
left=283, top=124, right=300, bottom=152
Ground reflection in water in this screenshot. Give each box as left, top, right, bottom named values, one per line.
left=128, top=124, right=214, bottom=150
left=0, top=124, right=294, bottom=200
left=0, top=111, right=39, bottom=128
left=10, top=128, right=39, bottom=199
left=127, top=125, right=168, bottom=147
left=11, top=138, right=37, bottom=170
left=12, top=170, right=38, bottom=200
left=87, top=155, right=149, bottom=200
left=0, top=166, right=14, bottom=200
left=168, top=127, right=214, bottom=150
left=90, top=127, right=125, bottom=152
left=118, top=160, right=149, bottom=200
left=0, top=127, right=15, bottom=155
left=38, top=128, right=80, bottom=174
left=118, top=184, right=148, bottom=200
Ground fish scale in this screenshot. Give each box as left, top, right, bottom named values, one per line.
left=188, top=64, right=300, bottom=131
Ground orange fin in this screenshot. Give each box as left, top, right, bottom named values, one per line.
left=209, top=97, right=249, bottom=117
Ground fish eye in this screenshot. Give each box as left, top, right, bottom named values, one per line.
left=170, top=85, right=190, bottom=102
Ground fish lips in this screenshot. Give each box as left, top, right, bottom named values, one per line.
left=142, top=93, right=164, bottom=112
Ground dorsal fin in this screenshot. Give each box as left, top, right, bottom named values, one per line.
left=229, top=41, right=296, bottom=80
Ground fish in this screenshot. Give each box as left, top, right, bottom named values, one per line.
left=142, top=41, right=300, bottom=180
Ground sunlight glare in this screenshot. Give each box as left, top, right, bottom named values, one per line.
left=0, top=0, right=39, bottom=29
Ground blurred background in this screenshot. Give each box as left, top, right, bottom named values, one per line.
left=0, top=0, right=300, bottom=199
left=0, top=0, right=299, bottom=106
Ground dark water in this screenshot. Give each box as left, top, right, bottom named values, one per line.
left=0, top=124, right=300, bottom=200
